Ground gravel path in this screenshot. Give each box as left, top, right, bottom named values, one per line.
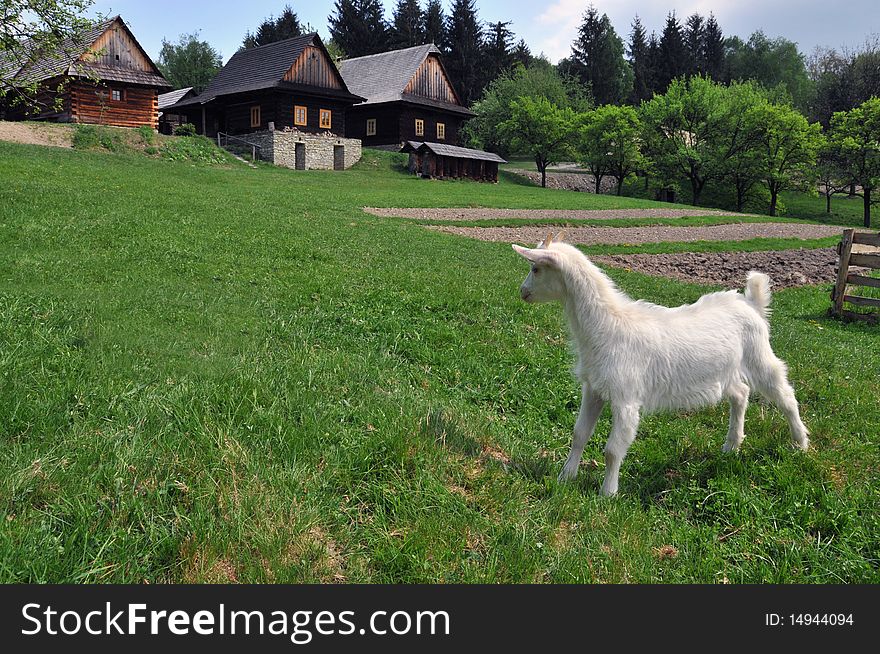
left=427, top=222, right=842, bottom=245
left=363, top=207, right=752, bottom=221
left=592, top=249, right=847, bottom=288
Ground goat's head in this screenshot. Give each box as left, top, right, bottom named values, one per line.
left=512, top=231, right=567, bottom=303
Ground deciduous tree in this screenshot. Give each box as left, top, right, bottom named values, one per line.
left=829, top=98, right=880, bottom=227
left=578, top=104, right=645, bottom=195
left=157, top=32, right=222, bottom=94
left=498, top=96, right=578, bottom=188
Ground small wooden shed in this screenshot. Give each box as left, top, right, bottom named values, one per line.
left=401, top=141, right=506, bottom=182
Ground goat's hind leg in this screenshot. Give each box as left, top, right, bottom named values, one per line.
left=559, top=383, right=605, bottom=482
left=722, top=379, right=750, bottom=452
left=749, top=348, right=809, bottom=450
left=601, top=404, right=640, bottom=496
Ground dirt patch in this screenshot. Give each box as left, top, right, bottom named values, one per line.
left=505, top=167, right=618, bottom=193
left=592, top=248, right=846, bottom=288
left=363, top=207, right=750, bottom=221
left=0, top=120, right=73, bottom=148
left=428, top=222, right=842, bottom=245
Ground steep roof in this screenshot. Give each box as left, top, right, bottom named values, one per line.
left=339, top=44, right=473, bottom=116
left=171, top=34, right=363, bottom=108
left=401, top=141, right=506, bottom=163
left=7, top=16, right=170, bottom=88
left=158, top=87, right=194, bottom=109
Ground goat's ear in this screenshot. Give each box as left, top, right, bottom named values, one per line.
left=512, top=244, right=559, bottom=266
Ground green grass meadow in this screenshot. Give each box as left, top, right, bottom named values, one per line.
left=0, top=141, right=877, bottom=583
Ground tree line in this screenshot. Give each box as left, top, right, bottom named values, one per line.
left=490, top=74, right=879, bottom=227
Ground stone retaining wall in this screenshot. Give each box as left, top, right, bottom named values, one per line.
left=246, top=129, right=361, bottom=170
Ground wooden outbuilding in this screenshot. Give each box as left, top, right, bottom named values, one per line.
left=1, top=16, right=171, bottom=128
left=401, top=141, right=506, bottom=182
left=158, top=86, right=195, bottom=134
left=167, top=33, right=365, bottom=138
left=339, top=44, right=474, bottom=147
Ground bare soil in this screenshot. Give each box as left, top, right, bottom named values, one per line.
left=0, top=120, right=73, bottom=148
left=363, top=207, right=751, bottom=221
left=592, top=249, right=846, bottom=289
left=504, top=168, right=618, bottom=193
left=427, top=222, right=842, bottom=245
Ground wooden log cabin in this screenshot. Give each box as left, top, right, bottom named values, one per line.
left=401, top=141, right=506, bottom=183
left=2, top=16, right=171, bottom=128
left=168, top=34, right=365, bottom=138
left=339, top=44, right=474, bottom=147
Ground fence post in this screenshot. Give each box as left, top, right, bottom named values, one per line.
left=832, top=228, right=855, bottom=317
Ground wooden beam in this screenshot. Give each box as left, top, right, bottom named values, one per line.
left=842, top=294, right=880, bottom=309
left=846, top=273, right=880, bottom=289
left=832, top=229, right=854, bottom=316
left=849, top=252, right=880, bottom=269
left=852, top=231, right=880, bottom=247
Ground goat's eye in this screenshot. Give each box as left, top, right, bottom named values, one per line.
left=532, top=266, right=539, bottom=274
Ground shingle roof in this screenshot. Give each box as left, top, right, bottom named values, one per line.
left=170, top=34, right=363, bottom=108
left=339, top=44, right=473, bottom=115
left=8, top=16, right=170, bottom=88
left=158, top=87, right=194, bottom=109
left=401, top=140, right=506, bottom=163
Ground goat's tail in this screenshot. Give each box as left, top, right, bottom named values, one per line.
left=744, top=271, right=772, bottom=321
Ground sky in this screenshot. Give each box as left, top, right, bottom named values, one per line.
left=90, top=0, right=879, bottom=65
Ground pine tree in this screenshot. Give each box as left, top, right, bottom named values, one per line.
left=424, top=0, right=447, bottom=48
left=568, top=4, right=632, bottom=105
left=484, top=21, right=515, bottom=84
left=703, top=13, right=725, bottom=82
left=646, top=31, right=661, bottom=96
left=512, top=39, right=532, bottom=68
left=628, top=15, right=651, bottom=104
left=657, top=12, right=687, bottom=92
left=328, top=0, right=390, bottom=58
left=390, top=0, right=424, bottom=49
left=684, top=13, right=705, bottom=76
left=444, top=0, right=484, bottom=105
left=241, top=4, right=302, bottom=49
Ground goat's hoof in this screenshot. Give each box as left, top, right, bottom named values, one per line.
left=557, top=467, right=578, bottom=483
left=721, top=441, right=741, bottom=453
left=794, top=438, right=810, bottom=452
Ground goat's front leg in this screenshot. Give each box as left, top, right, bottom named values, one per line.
left=558, top=384, right=605, bottom=482
left=601, top=404, right=640, bottom=496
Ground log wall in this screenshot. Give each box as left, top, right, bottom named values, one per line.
left=71, top=81, right=158, bottom=128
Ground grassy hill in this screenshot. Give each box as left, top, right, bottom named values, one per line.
left=0, top=141, right=876, bottom=582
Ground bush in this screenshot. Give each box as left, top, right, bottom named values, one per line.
left=174, top=123, right=197, bottom=137
left=160, top=135, right=235, bottom=165
left=137, top=125, right=156, bottom=146
left=71, top=124, right=129, bottom=153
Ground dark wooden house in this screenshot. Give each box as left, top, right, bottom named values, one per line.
left=339, top=44, right=474, bottom=147
left=168, top=34, right=364, bottom=137
left=158, top=86, right=195, bottom=134
left=401, top=141, right=506, bottom=182
left=1, top=16, right=171, bottom=128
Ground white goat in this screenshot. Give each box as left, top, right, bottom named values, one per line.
left=513, top=232, right=809, bottom=496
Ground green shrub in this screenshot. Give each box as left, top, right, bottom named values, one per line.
left=71, top=124, right=129, bottom=153
left=137, top=125, right=156, bottom=145
left=174, top=123, right=197, bottom=137
left=160, top=135, right=236, bottom=165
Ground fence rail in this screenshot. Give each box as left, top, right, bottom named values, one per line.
left=831, top=228, right=880, bottom=323
left=216, top=132, right=261, bottom=162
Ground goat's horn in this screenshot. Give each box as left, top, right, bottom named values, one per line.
left=543, top=231, right=554, bottom=248
left=555, top=230, right=567, bottom=243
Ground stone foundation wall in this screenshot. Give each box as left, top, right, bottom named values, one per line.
left=246, top=129, right=361, bottom=170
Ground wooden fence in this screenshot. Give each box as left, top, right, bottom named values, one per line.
left=831, top=228, right=880, bottom=323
